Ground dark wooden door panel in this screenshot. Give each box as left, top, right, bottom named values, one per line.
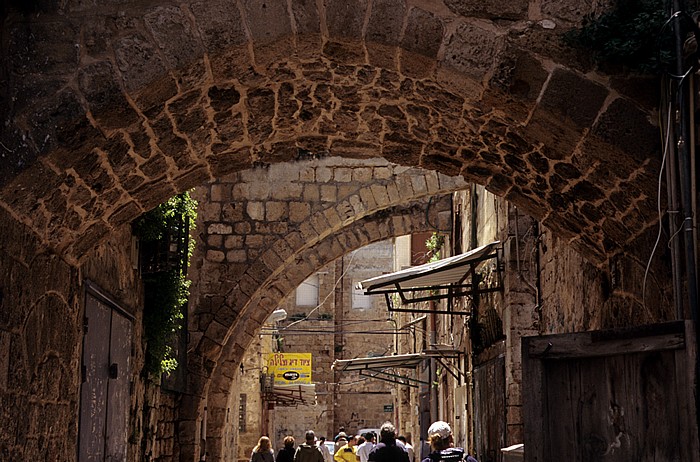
left=79, top=295, right=111, bottom=461
left=474, top=356, right=505, bottom=462
left=523, top=321, right=698, bottom=462
left=105, top=311, right=132, bottom=461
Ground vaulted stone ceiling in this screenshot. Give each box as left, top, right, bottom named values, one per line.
left=1, top=0, right=659, bottom=267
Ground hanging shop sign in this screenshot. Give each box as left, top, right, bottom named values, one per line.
left=266, top=353, right=312, bottom=384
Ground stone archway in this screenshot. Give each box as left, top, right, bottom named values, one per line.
left=1, top=0, right=659, bottom=266
left=183, top=159, right=462, bottom=459
left=0, top=2, right=666, bottom=461
left=196, top=195, right=454, bottom=461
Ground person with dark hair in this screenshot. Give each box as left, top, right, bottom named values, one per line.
left=421, top=421, right=477, bottom=462
left=367, top=422, right=409, bottom=462
left=277, top=436, right=296, bottom=462
left=397, top=435, right=414, bottom=462
left=357, top=432, right=375, bottom=462
left=295, top=431, right=325, bottom=462
left=318, top=436, right=332, bottom=462
left=333, top=434, right=358, bottom=462
left=251, top=436, right=275, bottom=462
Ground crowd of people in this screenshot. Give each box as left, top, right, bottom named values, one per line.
left=250, top=421, right=477, bottom=462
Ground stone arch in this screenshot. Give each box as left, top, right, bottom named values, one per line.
left=195, top=195, right=454, bottom=461
left=1, top=0, right=659, bottom=267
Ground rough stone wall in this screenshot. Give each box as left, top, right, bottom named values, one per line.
left=0, top=206, right=155, bottom=461
left=445, top=186, right=676, bottom=453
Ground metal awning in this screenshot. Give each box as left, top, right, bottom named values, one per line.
left=332, top=347, right=464, bottom=388
left=357, top=241, right=502, bottom=314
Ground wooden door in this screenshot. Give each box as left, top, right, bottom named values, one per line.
left=473, top=354, right=506, bottom=462
left=523, top=321, right=699, bottom=462
left=79, top=289, right=133, bottom=462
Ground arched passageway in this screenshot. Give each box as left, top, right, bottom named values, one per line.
left=186, top=158, right=458, bottom=459
left=0, top=1, right=667, bottom=461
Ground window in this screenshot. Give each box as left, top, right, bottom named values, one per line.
left=296, top=274, right=319, bottom=307
left=352, top=284, right=371, bottom=309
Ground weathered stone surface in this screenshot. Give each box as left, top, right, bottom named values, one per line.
left=540, top=68, right=608, bottom=128
left=446, top=0, right=528, bottom=21
left=593, top=98, right=659, bottom=162
left=145, top=6, right=204, bottom=69
left=326, top=0, right=367, bottom=39
left=243, top=0, right=292, bottom=45
left=402, top=8, right=444, bottom=58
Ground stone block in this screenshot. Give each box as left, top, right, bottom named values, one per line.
left=208, top=235, right=223, bottom=247
left=245, top=234, right=264, bottom=248
left=320, top=184, right=337, bottom=202
left=226, top=250, right=247, bottom=263
left=370, top=184, right=390, bottom=205
left=410, top=175, right=427, bottom=194
left=326, top=0, right=367, bottom=39
left=303, top=185, right=320, bottom=202
left=145, top=6, right=204, bottom=69
left=206, top=249, right=225, bottom=262
left=211, top=184, right=230, bottom=202
left=441, top=21, right=502, bottom=80
left=539, top=68, right=608, bottom=129
left=242, top=0, right=292, bottom=45
left=316, top=166, right=333, bottom=182
left=373, top=166, right=392, bottom=180
left=208, top=223, right=233, bottom=234
left=265, top=202, right=287, bottom=221
left=234, top=222, right=252, bottom=234
left=270, top=181, right=304, bottom=200
left=246, top=202, right=265, bottom=220
left=334, top=167, right=352, bottom=182
left=289, top=202, right=311, bottom=222
left=445, top=0, right=528, bottom=21
left=299, top=167, right=315, bottom=182
left=367, top=0, right=405, bottom=46
left=593, top=98, right=659, bottom=162
left=401, top=8, right=443, bottom=58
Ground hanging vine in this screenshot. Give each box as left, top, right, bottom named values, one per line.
left=133, top=192, right=197, bottom=376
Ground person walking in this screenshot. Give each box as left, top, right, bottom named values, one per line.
left=397, top=436, right=414, bottom=462
left=421, top=421, right=477, bottom=462
left=251, top=436, right=275, bottom=462
left=318, top=436, right=333, bottom=462
left=356, top=432, right=375, bottom=462
left=295, top=431, right=325, bottom=462
left=277, top=436, right=296, bottom=462
left=367, top=422, right=409, bottom=462
left=333, top=434, right=358, bottom=462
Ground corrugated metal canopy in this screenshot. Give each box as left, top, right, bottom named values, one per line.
left=357, top=241, right=500, bottom=293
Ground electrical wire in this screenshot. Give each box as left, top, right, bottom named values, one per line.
left=279, top=250, right=358, bottom=331
left=643, top=99, right=673, bottom=310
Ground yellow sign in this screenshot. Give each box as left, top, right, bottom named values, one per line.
left=266, top=353, right=312, bottom=384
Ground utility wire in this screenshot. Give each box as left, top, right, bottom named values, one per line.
left=279, top=250, right=358, bottom=331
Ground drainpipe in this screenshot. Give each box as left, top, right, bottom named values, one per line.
left=665, top=94, right=685, bottom=320
left=672, top=0, right=700, bottom=445
left=200, top=406, right=208, bottom=461
left=429, top=300, right=438, bottom=422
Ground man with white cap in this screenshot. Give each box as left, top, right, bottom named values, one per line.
left=420, top=421, right=477, bottom=462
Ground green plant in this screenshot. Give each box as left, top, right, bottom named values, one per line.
left=133, top=192, right=197, bottom=376
left=564, top=0, right=673, bottom=74
left=426, top=233, right=445, bottom=263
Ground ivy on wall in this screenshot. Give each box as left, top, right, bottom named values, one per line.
left=564, top=0, right=673, bottom=74
left=133, top=192, right=197, bottom=376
